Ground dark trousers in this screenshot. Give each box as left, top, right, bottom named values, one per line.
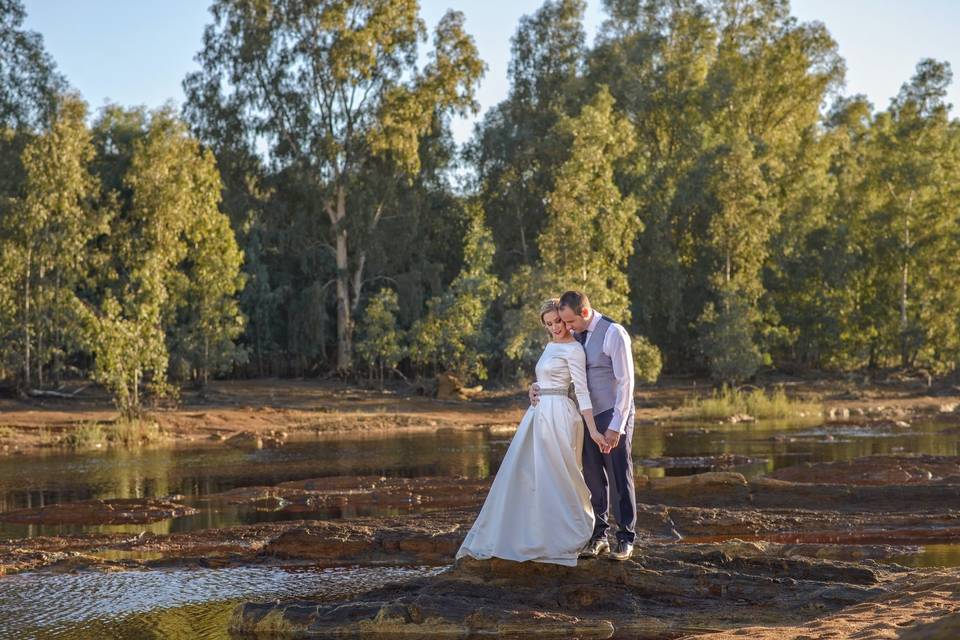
left=582, top=407, right=636, bottom=544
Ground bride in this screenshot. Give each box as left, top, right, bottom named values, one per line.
left=456, top=298, right=607, bottom=566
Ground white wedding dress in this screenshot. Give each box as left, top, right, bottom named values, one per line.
left=456, top=340, right=595, bottom=566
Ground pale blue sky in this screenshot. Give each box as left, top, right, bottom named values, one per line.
left=22, top=0, right=960, bottom=145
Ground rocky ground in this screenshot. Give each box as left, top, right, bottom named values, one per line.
left=3, top=378, right=960, bottom=637
left=0, top=456, right=958, bottom=637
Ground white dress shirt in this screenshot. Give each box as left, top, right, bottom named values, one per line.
left=581, top=310, right=634, bottom=433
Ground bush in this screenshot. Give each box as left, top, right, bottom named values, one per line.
left=697, top=290, right=763, bottom=384
left=632, top=334, right=662, bottom=384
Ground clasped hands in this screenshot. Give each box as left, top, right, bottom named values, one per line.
left=529, top=383, right=618, bottom=454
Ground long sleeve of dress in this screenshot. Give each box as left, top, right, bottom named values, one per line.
left=567, top=344, right=593, bottom=412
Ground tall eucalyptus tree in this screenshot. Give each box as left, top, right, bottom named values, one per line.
left=184, top=0, right=484, bottom=373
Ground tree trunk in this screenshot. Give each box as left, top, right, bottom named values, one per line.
left=900, top=217, right=910, bottom=368
left=22, top=248, right=31, bottom=390
left=36, top=264, right=44, bottom=387
left=327, top=185, right=353, bottom=375
left=202, top=335, right=210, bottom=387
left=53, top=271, right=62, bottom=384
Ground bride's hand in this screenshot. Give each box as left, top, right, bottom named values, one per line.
left=589, top=429, right=611, bottom=454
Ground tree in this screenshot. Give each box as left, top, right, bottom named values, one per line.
left=356, top=288, right=404, bottom=388
left=0, top=0, right=66, bottom=130
left=184, top=0, right=484, bottom=374
left=168, top=176, right=247, bottom=386
left=0, top=94, right=102, bottom=390
left=632, top=334, right=663, bottom=384
left=504, top=87, right=641, bottom=365
left=469, top=0, right=586, bottom=276
left=409, top=204, right=500, bottom=382
left=866, top=60, right=960, bottom=370
left=698, top=286, right=764, bottom=383
left=587, top=0, right=843, bottom=371
left=84, top=109, right=245, bottom=416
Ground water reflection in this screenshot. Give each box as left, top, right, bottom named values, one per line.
left=0, top=419, right=959, bottom=537
left=893, top=543, right=960, bottom=568
left=0, top=565, right=441, bottom=639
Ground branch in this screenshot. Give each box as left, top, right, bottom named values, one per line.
left=28, top=384, right=91, bottom=399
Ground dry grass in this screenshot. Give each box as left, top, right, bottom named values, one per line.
left=683, top=385, right=822, bottom=420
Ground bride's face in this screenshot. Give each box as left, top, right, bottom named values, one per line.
left=542, top=310, right=570, bottom=341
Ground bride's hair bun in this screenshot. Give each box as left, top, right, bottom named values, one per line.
left=539, top=298, right=560, bottom=324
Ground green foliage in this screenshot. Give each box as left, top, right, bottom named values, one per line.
left=0, top=0, right=66, bottom=129
left=772, top=60, right=960, bottom=373
left=683, top=385, right=822, bottom=420
left=504, top=87, right=640, bottom=366
left=62, top=420, right=105, bottom=449
left=62, top=418, right=162, bottom=449
left=410, top=205, right=501, bottom=382
left=632, top=334, right=662, bottom=385
left=0, top=93, right=103, bottom=388
left=356, top=289, right=405, bottom=387
left=83, top=294, right=168, bottom=421
left=80, top=108, right=245, bottom=417
left=698, top=288, right=764, bottom=384
left=185, top=0, right=484, bottom=373
left=5, top=0, right=960, bottom=391
left=470, top=0, right=587, bottom=278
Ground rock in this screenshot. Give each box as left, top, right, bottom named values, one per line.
left=635, top=472, right=750, bottom=507
left=225, top=431, right=284, bottom=449
left=0, top=499, right=198, bottom=526
left=769, top=455, right=960, bottom=486
left=230, top=543, right=928, bottom=639
left=894, top=420, right=912, bottom=428
left=225, top=431, right=263, bottom=449
left=726, top=413, right=755, bottom=424
left=636, top=454, right=762, bottom=470
left=435, top=372, right=482, bottom=401
left=939, top=403, right=958, bottom=413
left=263, top=519, right=466, bottom=565
left=900, top=610, right=960, bottom=639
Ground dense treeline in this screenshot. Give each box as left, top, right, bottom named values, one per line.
left=1, top=0, right=960, bottom=414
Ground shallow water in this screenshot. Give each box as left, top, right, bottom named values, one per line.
left=0, top=565, right=441, bottom=639
left=1, top=417, right=959, bottom=638
left=0, top=418, right=958, bottom=537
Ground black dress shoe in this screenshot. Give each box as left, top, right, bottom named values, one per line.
left=609, top=540, right=634, bottom=561
left=578, top=537, right=610, bottom=558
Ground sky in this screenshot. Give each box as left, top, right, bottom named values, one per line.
left=21, top=0, right=960, bottom=145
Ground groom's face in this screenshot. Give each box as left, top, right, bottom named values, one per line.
left=559, top=305, right=590, bottom=333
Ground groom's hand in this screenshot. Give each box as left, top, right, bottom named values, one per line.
left=603, top=429, right=621, bottom=450
left=528, top=383, right=540, bottom=406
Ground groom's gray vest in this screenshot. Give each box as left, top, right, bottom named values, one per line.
left=580, top=315, right=619, bottom=416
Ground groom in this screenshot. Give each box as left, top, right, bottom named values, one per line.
left=531, top=290, right=637, bottom=560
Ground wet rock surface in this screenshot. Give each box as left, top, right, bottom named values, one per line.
left=220, top=458, right=960, bottom=638
left=0, top=498, right=198, bottom=525
left=203, top=475, right=489, bottom=514
left=636, top=454, right=762, bottom=469
left=229, top=545, right=960, bottom=639
left=769, top=454, right=960, bottom=485
left=3, top=452, right=960, bottom=637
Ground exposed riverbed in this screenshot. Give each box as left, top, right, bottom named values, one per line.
left=2, top=412, right=960, bottom=638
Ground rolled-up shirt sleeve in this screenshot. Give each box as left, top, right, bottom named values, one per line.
left=606, top=324, right=634, bottom=433
left=567, top=345, right=593, bottom=412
